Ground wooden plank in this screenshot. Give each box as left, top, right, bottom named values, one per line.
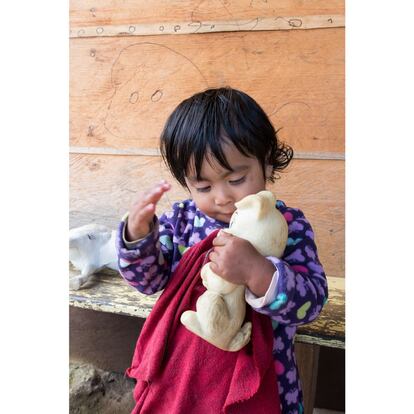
left=296, top=343, right=320, bottom=414
left=70, top=15, right=344, bottom=39
left=69, top=268, right=345, bottom=349
left=70, top=0, right=345, bottom=28
left=295, top=276, right=345, bottom=347
left=69, top=146, right=345, bottom=160
left=69, top=154, right=344, bottom=277
left=70, top=29, right=344, bottom=154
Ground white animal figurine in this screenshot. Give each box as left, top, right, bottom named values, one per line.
left=69, top=224, right=118, bottom=290
left=180, top=190, right=288, bottom=352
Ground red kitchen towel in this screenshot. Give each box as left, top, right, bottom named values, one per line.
left=126, top=229, right=281, bottom=414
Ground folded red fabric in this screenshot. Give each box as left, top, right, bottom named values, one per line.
left=126, top=229, right=281, bottom=414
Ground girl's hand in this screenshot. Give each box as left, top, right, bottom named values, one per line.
left=209, top=231, right=275, bottom=296
left=125, top=180, right=171, bottom=241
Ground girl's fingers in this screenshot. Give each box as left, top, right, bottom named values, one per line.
left=144, top=181, right=171, bottom=205
left=126, top=181, right=169, bottom=240
left=130, top=201, right=153, bottom=220
left=209, top=251, right=217, bottom=263
left=209, top=259, right=221, bottom=275
left=212, top=232, right=231, bottom=246
left=212, top=236, right=224, bottom=246
left=131, top=181, right=170, bottom=210
left=127, top=203, right=156, bottom=239
left=209, top=249, right=220, bottom=263
left=138, top=203, right=155, bottom=220
left=209, top=261, right=218, bottom=274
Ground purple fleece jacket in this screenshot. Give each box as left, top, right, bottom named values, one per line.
left=116, top=199, right=328, bottom=414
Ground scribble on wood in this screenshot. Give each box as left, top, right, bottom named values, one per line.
left=70, top=29, right=344, bottom=151
left=69, top=0, right=345, bottom=29
left=69, top=15, right=345, bottom=38
left=102, top=42, right=208, bottom=140
left=270, top=101, right=312, bottom=117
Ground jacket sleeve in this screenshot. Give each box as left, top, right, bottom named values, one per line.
left=115, top=211, right=176, bottom=295
left=249, top=208, right=328, bottom=326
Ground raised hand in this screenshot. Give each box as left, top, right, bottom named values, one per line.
left=125, top=180, right=171, bottom=241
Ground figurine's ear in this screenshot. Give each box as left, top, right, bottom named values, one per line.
left=234, top=194, right=255, bottom=213
left=235, top=193, right=269, bottom=220
left=255, top=194, right=272, bottom=220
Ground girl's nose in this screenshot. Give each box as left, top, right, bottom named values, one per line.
left=214, top=188, right=232, bottom=206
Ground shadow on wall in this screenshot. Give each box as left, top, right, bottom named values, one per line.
left=70, top=307, right=145, bottom=373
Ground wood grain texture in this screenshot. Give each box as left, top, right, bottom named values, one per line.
left=69, top=268, right=344, bottom=348
left=70, top=28, right=344, bottom=154
left=295, top=276, right=344, bottom=347
left=70, top=15, right=344, bottom=39
left=295, top=343, right=320, bottom=414
left=70, top=0, right=345, bottom=28
left=69, top=154, right=344, bottom=277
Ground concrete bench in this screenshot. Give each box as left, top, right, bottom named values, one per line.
left=69, top=267, right=344, bottom=414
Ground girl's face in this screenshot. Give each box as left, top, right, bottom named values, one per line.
left=185, top=142, right=270, bottom=223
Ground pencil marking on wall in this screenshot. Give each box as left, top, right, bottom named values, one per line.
left=102, top=42, right=208, bottom=141
left=267, top=101, right=325, bottom=146
left=151, top=90, right=163, bottom=102
left=188, top=20, right=203, bottom=33
left=218, top=0, right=240, bottom=30
left=274, top=16, right=302, bottom=28
left=270, top=101, right=311, bottom=117
left=87, top=126, right=95, bottom=137
left=288, top=18, right=302, bottom=28
left=129, top=92, right=139, bottom=104
left=69, top=14, right=344, bottom=38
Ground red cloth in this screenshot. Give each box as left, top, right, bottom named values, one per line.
left=126, top=229, right=281, bottom=414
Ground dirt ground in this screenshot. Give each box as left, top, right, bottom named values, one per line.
left=69, top=362, right=135, bottom=414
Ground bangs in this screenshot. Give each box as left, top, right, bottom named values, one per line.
left=160, top=87, right=292, bottom=187
left=189, top=92, right=271, bottom=182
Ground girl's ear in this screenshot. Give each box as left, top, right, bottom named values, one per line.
left=265, top=163, right=273, bottom=180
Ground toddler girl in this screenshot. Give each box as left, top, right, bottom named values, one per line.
left=116, top=87, right=328, bottom=414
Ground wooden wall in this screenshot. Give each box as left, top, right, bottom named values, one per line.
left=70, top=0, right=345, bottom=278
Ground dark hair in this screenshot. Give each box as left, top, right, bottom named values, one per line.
left=160, top=87, right=293, bottom=187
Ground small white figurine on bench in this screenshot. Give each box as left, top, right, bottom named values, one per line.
left=69, top=224, right=118, bottom=290
left=180, top=190, right=288, bottom=351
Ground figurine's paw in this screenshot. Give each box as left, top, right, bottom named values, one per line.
left=241, top=321, right=252, bottom=335
left=69, top=276, right=83, bottom=290
left=228, top=322, right=252, bottom=352
left=180, top=310, right=197, bottom=327
left=200, top=294, right=229, bottom=333
left=181, top=311, right=204, bottom=338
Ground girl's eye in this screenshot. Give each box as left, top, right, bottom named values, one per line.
left=196, top=186, right=211, bottom=193
left=229, top=176, right=246, bottom=185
